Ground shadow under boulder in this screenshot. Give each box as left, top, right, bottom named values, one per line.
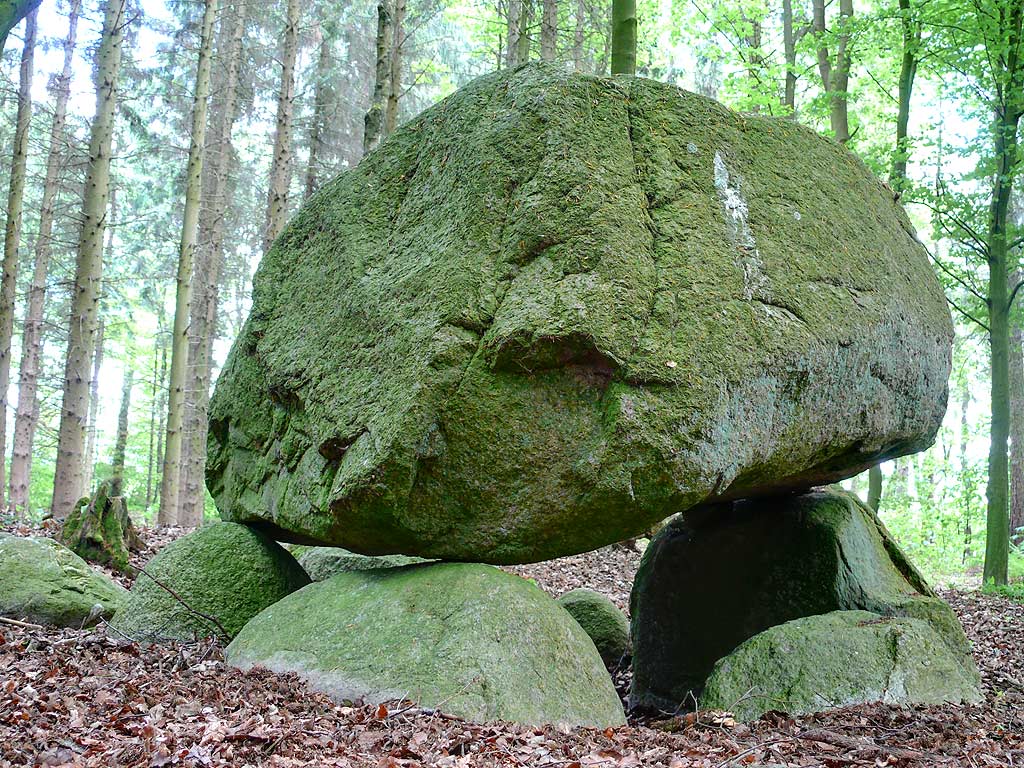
left=629, top=488, right=980, bottom=714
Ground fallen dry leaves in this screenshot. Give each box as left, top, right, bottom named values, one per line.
left=0, top=525, right=1020, bottom=767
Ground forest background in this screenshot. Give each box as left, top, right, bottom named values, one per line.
left=0, top=0, right=1021, bottom=587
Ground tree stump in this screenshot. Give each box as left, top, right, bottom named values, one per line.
left=60, top=479, right=143, bottom=574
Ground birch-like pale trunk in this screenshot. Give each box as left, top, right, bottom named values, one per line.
left=9, top=0, right=80, bottom=517
left=0, top=8, right=36, bottom=511
left=263, top=0, right=300, bottom=250
left=50, top=0, right=126, bottom=520
left=158, top=0, right=219, bottom=527
left=181, top=0, right=247, bottom=528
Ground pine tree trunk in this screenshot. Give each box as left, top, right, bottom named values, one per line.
left=540, top=0, right=556, bottom=60
left=263, top=0, right=300, bottom=250
left=82, top=318, right=105, bottom=497
left=305, top=20, right=330, bottom=199
left=9, top=0, right=80, bottom=517
left=181, top=0, right=247, bottom=529
left=110, top=360, right=133, bottom=497
left=50, top=0, right=126, bottom=520
left=159, top=0, right=219, bottom=528
left=610, top=0, right=636, bottom=75
left=507, top=0, right=522, bottom=67
left=571, top=0, right=584, bottom=70
left=0, top=7, right=36, bottom=512
left=385, top=0, right=405, bottom=136
left=363, top=0, right=392, bottom=155
left=145, top=336, right=158, bottom=510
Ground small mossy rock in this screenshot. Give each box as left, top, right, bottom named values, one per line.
left=0, top=534, right=126, bottom=627
left=700, top=610, right=983, bottom=722
left=556, top=588, right=630, bottom=666
left=295, top=546, right=430, bottom=581
left=207, top=63, right=953, bottom=565
left=110, top=523, right=309, bottom=643
left=226, top=562, right=625, bottom=727
left=630, top=488, right=978, bottom=712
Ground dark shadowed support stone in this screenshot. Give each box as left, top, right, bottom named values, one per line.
left=207, top=63, right=952, bottom=565
left=629, top=489, right=979, bottom=713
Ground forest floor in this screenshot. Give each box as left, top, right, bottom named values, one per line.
left=1, top=524, right=1022, bottom=767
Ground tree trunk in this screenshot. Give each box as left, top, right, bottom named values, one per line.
left=363, top=0, right=392, bottom=155
left=867, top=465, right=883, bottom=511
left=782, top=0, right=797, bottom=112
left=540, top=0, right=556, bottom=60
left=1009, top=303, right=1024, bottom=546
left=50, top=0, right=126, bottom=520
left=263, top=0, right=299, bottom=250
left=9, top=0, right=80, bottom=517
left=890, top=0, right=919, bottom=193
left=572, top=0, right=584, bottom=70
left=507, top=0, right=522, bottom=67
left=961, top=375, right=973, bottom=564
left=159, top=0, right=219, bottom=528
left=812, top=0, right=853, bottom=143
left=110, top=359, right=133, bottom=497
left=82, top=317, right=105, bottom=496
left=385, top=0, right=405, bottom=136
left=610, top=0, right=636, bottom=75
left=0, top=7, right=36, bottom=512
left=305, top=20, right=331, bottom=198
left=181, top=0, right=247, bottom=529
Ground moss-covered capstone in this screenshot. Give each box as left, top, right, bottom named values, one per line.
left=557, top=588, right=630, bottom=666
left=295, top=546, right=430, bottom=581
left=110, top=522, right=309, bottom=643
left=225, top=562, right=625, bottom=727
left=629, top=489, right=978, bottom=712
left=0, top=534, right=126, bottom=627
left=207, top=64, right=952, bottom=564
left=700, top=610, right=982, bottom=722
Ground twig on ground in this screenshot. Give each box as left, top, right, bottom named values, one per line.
left=137, top=566, right=230, bottom=641
left=0, top=616, right=43, bottom=630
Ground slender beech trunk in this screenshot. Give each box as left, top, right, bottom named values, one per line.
left=572, top=0, right=584, bottom=70
left=385, top=0, right=405, bottom=136
left=890, top=0, right=919, bottom=194
left=507, top=0, right=523, bottom=67
left=1009, top=299, right=1024, bottom=546
left=82, top=318, right=105, bottom=496
left=110, top=360, right=132, bottom=497
left=782, top=0, right=797, bottom=112
left=812, top=0, right=853, bottom=143
left=363, top=0, right=391, bottom=155
left=540, top=0, right=556, bottom=60
left=867, top=465, right=883, bottom=511
left=50, top=0, right=126, bottom=520
left=182, top=0, right=247, bottom=529
left=961, top=375, right=973, bottom=563
left=9, top=0, right=80, bottom=517
left=263, top=0, right=299, bottom=249
left=517, top=0, right=532, bottom=65
left=305, top=19, right=330, bottom=198
left=610, top=0, right=636, bottom=75
left=158, top=0, right=218, bottom=528
left=0, top=8, right=36, bottom=511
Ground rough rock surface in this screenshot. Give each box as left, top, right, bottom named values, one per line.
left=292, top=545, right=430, bottom=581
left=700, top=610, right=983, bottom=722
left=630, top=489, right=978, bottom=711
left=557, top=587, right=630, bottom=666
left=0, top=534, right=126, bottom=627
left=207, top=64, right=953, bottom=564
left=110, top=523, right=309, bottom=643
left=225, top=562, right=625, bottom=727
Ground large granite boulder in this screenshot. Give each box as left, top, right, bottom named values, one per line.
left=630, top=489, right=978, bottom=712
left=207, top=64, right=952, bottom=564
left=700, top=611, right=982, bottom=721
left=110, top=523, right=309, bottom=643
left=226, top=562, right=625, bottom=727
left=0, top=534, right=127, bottom=627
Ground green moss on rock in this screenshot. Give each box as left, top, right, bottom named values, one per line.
left=700, top=610, right=982, bottom=722
left=295, top=546, right=430, bottom=581
left=207, top=64, right=952, bottom=564
left=110, top=523, right=309, bottom=643
left=0, top=534, right=127, bottom=627
left=226, top=562, right=625, bottom=727
left=557, top=588, right=630, bottom=666
left=630, top=488, right=978, bottom=712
